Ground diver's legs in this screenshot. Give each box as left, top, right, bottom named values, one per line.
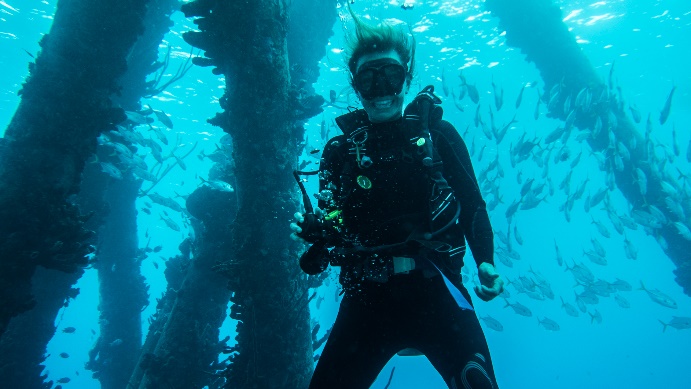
left=417, top=279, right=499, bottom=389
left=308, top=296, right=400, bottom=389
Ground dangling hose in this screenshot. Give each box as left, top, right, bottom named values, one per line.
left=293, top=169, right=319, bottom=214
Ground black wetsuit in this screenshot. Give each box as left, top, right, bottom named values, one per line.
left=310, top=112, right=499, bottom=389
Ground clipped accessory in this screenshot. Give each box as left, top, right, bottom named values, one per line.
left=299, top=240, right=329, bottom=275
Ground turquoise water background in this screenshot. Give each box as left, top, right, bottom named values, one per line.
left=1, top=0, right=690, bottom=388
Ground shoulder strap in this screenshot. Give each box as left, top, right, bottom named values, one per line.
left=403, top=86, right=445, bottom=172
left=403, top=85, right=444, bottom=136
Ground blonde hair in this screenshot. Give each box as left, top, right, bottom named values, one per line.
left=345, top=5, right=415, bottom=88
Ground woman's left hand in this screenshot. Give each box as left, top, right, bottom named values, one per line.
left=473, top=262, right=504, bottom=302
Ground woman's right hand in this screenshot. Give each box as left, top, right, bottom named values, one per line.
left=290, top=212, right=307, bottom=243
left=290, top=207, right=324, bottom=243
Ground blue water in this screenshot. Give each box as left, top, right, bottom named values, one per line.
left=1, top=0, right=690, bottom=388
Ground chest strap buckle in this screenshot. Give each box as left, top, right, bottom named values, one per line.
left=393, top=256, right=416, bottom=274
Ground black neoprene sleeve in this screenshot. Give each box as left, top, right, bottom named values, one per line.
left=432, top=121, right=495, bottom=267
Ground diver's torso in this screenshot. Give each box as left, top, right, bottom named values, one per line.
left=337, top=120, right=430, bottom=246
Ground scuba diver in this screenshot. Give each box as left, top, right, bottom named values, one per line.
left=290, top=6, right=503, bottom=389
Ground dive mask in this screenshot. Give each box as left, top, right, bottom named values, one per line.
left=353, top=58, right=407, bottom=101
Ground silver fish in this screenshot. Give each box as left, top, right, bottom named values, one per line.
left=110, top=338, right=123, bottom=347
left=569, top=151, right=582, bottom=169
left=125, top=110, right=151, bottom=125
left=492, top=76, right=504, bottom=111
left=441, top=67, right=450, bottom=97
left=520, top=192, right=544, bottom=210
left=554, top=239, right=563, bottom=267
left=563, top=94, right=572, bottom=115
left=545, top=126, right=566, bottom=144
left=513, top=224, right=523, bottom=246
left=665, top=197, right=685, bottom=221
left=614, top=294, right=630, bottom=309
left=631, top=210, right=662, bottom=229
left=577, top=290, right=599, bottom=305
left=149, top=105, right=174, bottom=129
left=456, top=84, right=467, bottom=101
left=590, top=237, right=606, bottom=257
left=575, top=293, right=587, bottom=313
left=640, top=281, right=677, bottom=309
left=496, top=252, right=514, bottom=268
left=673, top=222, right=691, bottom=241
left=519, top=275, right=537, bottom=292
left=171, top=153, right=187, bottom=170
left=617, top=141, right=630, bottom=161
left=564, top=109, right=577, bottom=131
left=659, top=316, right=691, bottom=332
left=659, top=86, right=675, bottom=125
left=588, top=280, right=615, bottom=297
left=591, top=218, right=611, bottom=239
left=629, top=104, right=641, bottom=123
left=504, top=299, right=532, bottom=317
left=560, top=297, right=579, bottom=317
left=200, top=177, right=234, bottom=192
left=133, top=167, right=157, bottom=182
left=480, top=315, right=504, bottom=332
left=505, top=199, right=521, bottom=220
left=590, top=187, right=608, bottom=208
left=474, top=104, right=481, bottom=128
left=648, top=205, right=667, bottom=226
left=525, top=290, right=545, bottom=301
left=537, top=284, right=555, bottom=300
left=611, top=278, right=632, bottom=292
left=452, top=91, right=465, bottom=113
left=515, top=83, right=526, bottom=109
left=567, top=260, right=594, bottom=284
left=460, top=73, right=479, bottom=105
left=481, top=121, right=493, bottom=141
left=100, top=162, right=123, bottom=180
left=538, top=316, right=560, bottom=331
left=160, top=215, right=181, bottom=232
left=108, top=141, right=134, bottom=158
left=589, top=309, right=603, bottom=324
left=635, top=168, right=647, bottom=196
left=148, top=193, right=185, bottom=213
left=623, top=234, right=638, bottom=260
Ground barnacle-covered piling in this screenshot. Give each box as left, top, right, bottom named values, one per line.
left=142, top=0, right=338, bottom=387
left=0, top=0, right=149, bottom=387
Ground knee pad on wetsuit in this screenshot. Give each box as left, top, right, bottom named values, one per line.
left=450, top=353, right=496, bottom=389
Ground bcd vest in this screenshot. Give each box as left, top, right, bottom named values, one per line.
left=329, top=86, right=462, bottom=256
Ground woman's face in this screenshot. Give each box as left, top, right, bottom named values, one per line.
left=354, top=50, right=409, bottom=123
